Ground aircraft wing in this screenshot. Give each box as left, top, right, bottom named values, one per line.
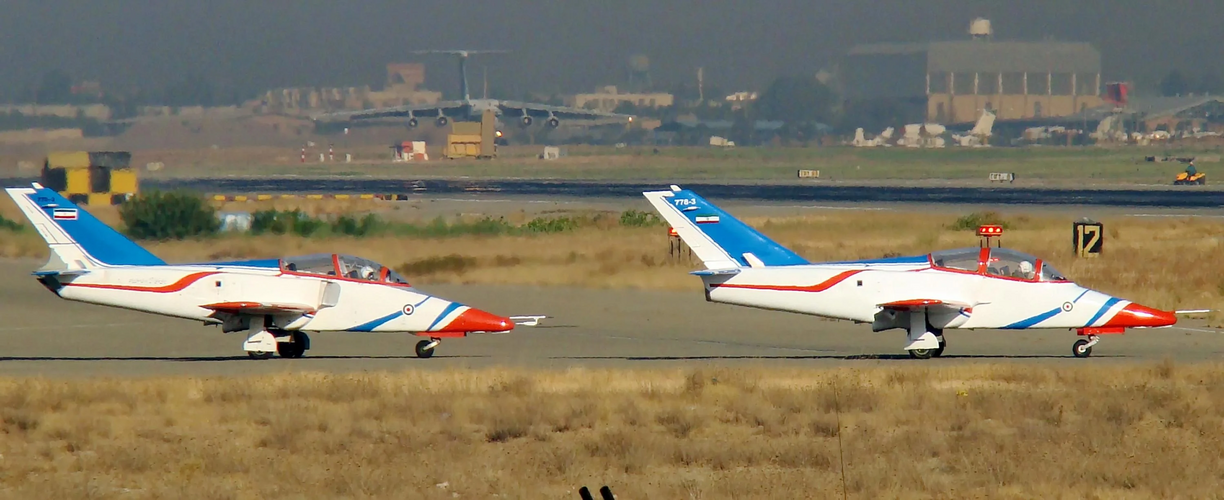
left=313, top=100, right=469, bottom=122
left=878, top=299, right=976, bottom=311
left=201, top=302, right=317, bottom=315
left=495, top=100, right=633, bottom=121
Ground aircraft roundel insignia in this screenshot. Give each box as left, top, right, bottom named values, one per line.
left=402, top=304, right=415, bottom=316
left=1062, top=302, right=1074, bottom=312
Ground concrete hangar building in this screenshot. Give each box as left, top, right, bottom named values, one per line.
left=842, top=19, right=1104, bottom=125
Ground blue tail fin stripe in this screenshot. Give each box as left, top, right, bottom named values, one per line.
left=671, top=190, right=808, bottom=267
left=31, top=187, right=164, bottom=266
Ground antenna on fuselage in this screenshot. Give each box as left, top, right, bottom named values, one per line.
left=977, top=225, right=1003, bottom=248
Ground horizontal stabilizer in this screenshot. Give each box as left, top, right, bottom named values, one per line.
left=690, top=268, right=742, bottom=276
left=32, top=269, right=91, bottom=277
left=201, top=302, right=317, bottom=315
left=509, top=315, right=548, bottom=326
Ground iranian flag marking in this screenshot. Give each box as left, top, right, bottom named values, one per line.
left=695, top=215, right=720, bottom=224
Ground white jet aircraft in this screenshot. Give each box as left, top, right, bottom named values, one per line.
left=644, top=185, right=1177, bottom=358
left=6, top=183, right=532, bottom=359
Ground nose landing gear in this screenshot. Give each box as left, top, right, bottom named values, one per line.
left=1073, top=335, right=1100, bottom=358
left=415, top=338, right=441, bottom=358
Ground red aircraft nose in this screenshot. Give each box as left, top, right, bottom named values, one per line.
left=441, top=307, right=515, bottom=333
left=1104, top=302, right=1177, bottom=328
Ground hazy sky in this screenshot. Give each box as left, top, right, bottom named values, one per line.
left=1, top=1, right=1221, bottom=98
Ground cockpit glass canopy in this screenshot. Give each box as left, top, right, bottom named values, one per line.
left=984, top=248, right=1038, bottom=279
left=930, top=247, right=1068, bottom=282
left=930, top=248, right=980, bottom=272
left=280, top=253, right=410, bottom=285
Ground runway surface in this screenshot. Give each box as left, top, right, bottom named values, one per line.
left=5, top=176, right=1222, bottom=208
left=153, top=178, right=1224, bottom=208
left=0, top=260, right=1220, bottom=377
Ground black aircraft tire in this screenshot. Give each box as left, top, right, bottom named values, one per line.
left=278, top=333, right=307, bottom=358
left=1072, top=339, right=1093, bottom=358
left=932, top=337, right=946, bottom=358
left=909, top=348, right=934, bottom=360
left=415, top=340, right=436, bottom=359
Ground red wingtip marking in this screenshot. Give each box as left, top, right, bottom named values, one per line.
left=881, top=299, right=944, bottom=308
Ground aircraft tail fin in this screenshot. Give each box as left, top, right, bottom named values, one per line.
left=642, top=186, right=808, bottom=270
left=4, top=183, right=165, bottom=270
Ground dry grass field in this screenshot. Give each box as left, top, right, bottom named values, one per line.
left=1, top=364, right=1222, bottom=499
left=1, top=201, right=1220, bottom=321
left=94, top=144, right=1224, bottom=186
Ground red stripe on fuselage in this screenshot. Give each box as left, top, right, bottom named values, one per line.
left=711, top=270, right=862, bottom=293
left=65, top=272, right=218, bottom=293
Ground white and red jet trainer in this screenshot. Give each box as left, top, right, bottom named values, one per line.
left=644, top=185, right=1177, bottom=358
left=7, top=183, right=542, bottom=359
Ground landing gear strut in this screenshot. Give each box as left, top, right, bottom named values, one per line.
left=415, top=338, right=441, bottom=359
left=904, top=310, right=943, bottom=359
left=1073, top=335, right=1099, bottom=358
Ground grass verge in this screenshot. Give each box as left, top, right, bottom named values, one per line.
left=1, top=364, right=1222, bottom=498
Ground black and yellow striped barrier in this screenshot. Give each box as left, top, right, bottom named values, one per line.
left=41, top=151, right=138, bottom=206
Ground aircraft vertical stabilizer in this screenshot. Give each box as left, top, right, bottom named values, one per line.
left=643, top=186, right=808, bottom=270
left=4, top=183, right=164, bottom=269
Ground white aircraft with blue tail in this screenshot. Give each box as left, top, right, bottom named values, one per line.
left=643, top=185, right=1178, bottom=358
left=5, top=183, right=541, bottom=359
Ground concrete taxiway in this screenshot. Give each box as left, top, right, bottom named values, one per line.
left=0, top=260, right=1220, bottom=377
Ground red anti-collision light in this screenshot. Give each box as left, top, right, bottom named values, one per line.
left=977, top=225, right=1003, bottom=236
left=668, top=227, right=679, bottom=237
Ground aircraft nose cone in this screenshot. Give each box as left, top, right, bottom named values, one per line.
left=1105, top=303, right=1177, bottom=328
left=445, top=308, right=515, bottom=333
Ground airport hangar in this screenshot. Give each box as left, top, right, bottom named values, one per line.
left=841, top=39, right=1104, bottom=126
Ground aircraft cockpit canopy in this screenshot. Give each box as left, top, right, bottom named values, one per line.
left=930, top=247, right=1067, bottom=282
left=280, top=253, right=411, bottom=285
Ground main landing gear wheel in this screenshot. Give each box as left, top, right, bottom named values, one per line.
left=278, top=332, right=308, bottom=359
left=932, top=336, right=946, bottom=358
left=248, top=351, right=274, bottom=360
left=1073, top=339, right=1093, bottom=358
left=909, top=348, right=934, bottom=360
left=415, top=339, right=439, bottom=359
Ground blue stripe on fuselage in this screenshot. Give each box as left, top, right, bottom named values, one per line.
left=349, top=311, right=402, bottom=332
left=1085, top=297, right=1122, bottom=327
left=1002, top=307, right=1063, bottom=329
left=427, top=302, right=464, bottom=331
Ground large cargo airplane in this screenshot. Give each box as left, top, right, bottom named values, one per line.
left=643, top=185, right=1177, bottom=358
left=5, top=183, right=538, bottom=359
left=314, top=50, right=632, bottom=129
